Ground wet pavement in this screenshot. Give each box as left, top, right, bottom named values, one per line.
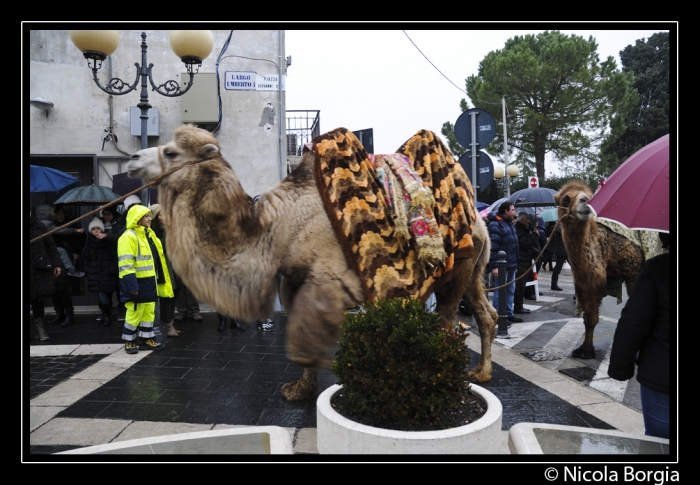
left=25, top=266, right=656, bottom=458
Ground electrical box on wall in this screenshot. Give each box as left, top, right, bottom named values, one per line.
left=130, top=107, right=160, bottom=137
left=182, top=73, right=219, bottom=123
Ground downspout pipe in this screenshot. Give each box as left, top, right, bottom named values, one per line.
left=278, top=30, right=286, bottom=181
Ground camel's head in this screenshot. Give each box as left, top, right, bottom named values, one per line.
left=555, top=181, right=595, bottom=223
left=127, top=124, right=220, bottom=184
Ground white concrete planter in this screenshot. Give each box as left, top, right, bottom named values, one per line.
left=317, top=384, right=503, bottom=454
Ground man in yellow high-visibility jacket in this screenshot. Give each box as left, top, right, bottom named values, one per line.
left=118, top=204, right=167, bottom=354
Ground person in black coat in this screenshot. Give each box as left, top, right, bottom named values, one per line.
left=514, top=212, right=539, bottom=314
left=83, top=217, right=119, bottom=325
left=549, top=223, right=569, bottom=291
left=29, top=207, right=62, bottom=341
left=608, top=233, right=670, bottom=439
left=534, top=215, right=548, bottom=274
left=34, top=204, right=82, bottom=327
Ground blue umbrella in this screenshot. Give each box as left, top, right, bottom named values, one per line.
left=30, top=165, right=79, bottom=193
left=539, top=207, right=559, bottom=223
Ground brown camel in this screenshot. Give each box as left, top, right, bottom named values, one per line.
left=554, top=181, right=646, bottom=359
left=126, top=124, right=497, bottom=400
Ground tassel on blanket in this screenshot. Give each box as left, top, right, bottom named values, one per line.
left=369, top=153, right=447, bottom=269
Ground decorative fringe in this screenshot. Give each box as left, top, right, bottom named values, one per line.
left=369, top=153, right=446, bottom=268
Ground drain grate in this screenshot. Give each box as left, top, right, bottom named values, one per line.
left=559, top=366, right=597, bottom=382
left=522, top=350, right=562, bottom=362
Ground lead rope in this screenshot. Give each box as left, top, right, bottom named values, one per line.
left=30, top=153, right=211, bottom=245
left=485, top=215, right=563, bottom=292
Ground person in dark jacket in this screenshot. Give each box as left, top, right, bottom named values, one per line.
left=608, top=233, right=670, bottom=439
left=34, top=204, right=81, bottom=327
left=514, top=211, right=539, bottom=314
left=549, top=223, right=568, bottom=291
left=541, top=221, right=556, bottom=272
left=100, top=205, right=119, bottom=235
left=524, top=214, right=547, bottom=299
left=487, top=201, right=521, bottom=323
left=533, top=215, right=548, bottom=274
left=82, top=217, right=119, bottom=326
left=30, top=207, right=62, bottom=341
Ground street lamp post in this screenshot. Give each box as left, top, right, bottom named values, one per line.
left=494, top=164, right=520, bottom=198
left=70, top=30, right=214, bottom=203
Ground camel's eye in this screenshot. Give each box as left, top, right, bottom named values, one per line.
left=562, top=195, right=571, bottom=206
left=163, top=148, right=177, bottom=159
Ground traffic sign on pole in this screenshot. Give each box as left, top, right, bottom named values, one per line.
left=454, top=108, right=497, bottom=150
left=529, top=176, right=539, bottom=188
left=453, top=108, right=498, bottom=207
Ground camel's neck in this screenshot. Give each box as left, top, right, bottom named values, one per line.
left=561, top=218, right=597, bottom=268
left=159, top=160, right=294, bottom=321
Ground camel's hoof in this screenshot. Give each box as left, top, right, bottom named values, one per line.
left=467, top=368, right=493, bottom=384
left=571, top=347, right=596, bottom=360
left=280, top=380, right=316, bottom=401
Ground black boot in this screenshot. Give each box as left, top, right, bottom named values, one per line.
left=97, top=305, right=106, bottom=325
left=217, top=314, right=226, bottom=331
left=61, top=309, right=75, bottom=327
left=46, top=308, right=66, bottom=326
left=551, top=274, right=563, bottom=291
left=98, top=304, right=112, bottom=326
left=231, top=319, right=247, bottom=332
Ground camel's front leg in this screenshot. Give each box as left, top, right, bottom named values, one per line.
left=280, top=278, right=347, bottom=401
left=281, top=368, right=318, bottom=401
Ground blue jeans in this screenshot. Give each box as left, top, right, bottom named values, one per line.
left=640, top=383, right=670, bottom=439
left=492, top=268, right=516, bottom=317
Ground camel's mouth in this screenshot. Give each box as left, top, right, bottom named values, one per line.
left=577, top=205, right=594, bottom=219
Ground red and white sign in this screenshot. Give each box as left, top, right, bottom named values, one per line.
left=529, top=176, right=539, bottom=188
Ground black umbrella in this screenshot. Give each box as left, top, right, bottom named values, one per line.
left=508, top=187, right=557, bottom=209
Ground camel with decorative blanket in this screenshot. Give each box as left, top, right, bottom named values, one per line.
left=127, top=124, right=497, bottom=400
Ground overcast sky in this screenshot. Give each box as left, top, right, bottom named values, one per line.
left=285, top=27, right=671, bottom=174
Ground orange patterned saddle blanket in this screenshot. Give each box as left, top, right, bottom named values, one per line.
left=310, top=128, right=477, bottom=303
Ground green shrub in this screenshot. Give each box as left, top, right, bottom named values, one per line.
left=332, top=297, right=471, bottom=429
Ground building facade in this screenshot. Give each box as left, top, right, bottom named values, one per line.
left=28, top=29, right=288, bottom=305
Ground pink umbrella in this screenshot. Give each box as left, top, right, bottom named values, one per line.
left=588, top=134, right=670, bottom=232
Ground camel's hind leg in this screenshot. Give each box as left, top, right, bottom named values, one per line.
left=456, top=218, right=497, bottom=383
left=462, top=276, right=498, bottom=383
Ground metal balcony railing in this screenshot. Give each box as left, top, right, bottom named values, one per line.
left=286, top=110, right=320, bottom=157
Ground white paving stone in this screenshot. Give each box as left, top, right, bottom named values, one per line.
left=71, top=344, right=124, bottom=355
left=29, top=406, right=65, bottom=432
left=578, top=402, right=645, bottom=434
left=29, top=345, right=80, bottom=357
left=115, top=421, right=214, bottom=442
left=30, top=418, right=131, bottom=446
left=30, top=379, right=103, bottom=407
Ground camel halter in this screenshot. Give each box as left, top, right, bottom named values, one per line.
left=30, top=147, right=213, bottom=245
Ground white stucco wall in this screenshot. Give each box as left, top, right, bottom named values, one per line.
left=28, top=29, right=286, bottom=197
